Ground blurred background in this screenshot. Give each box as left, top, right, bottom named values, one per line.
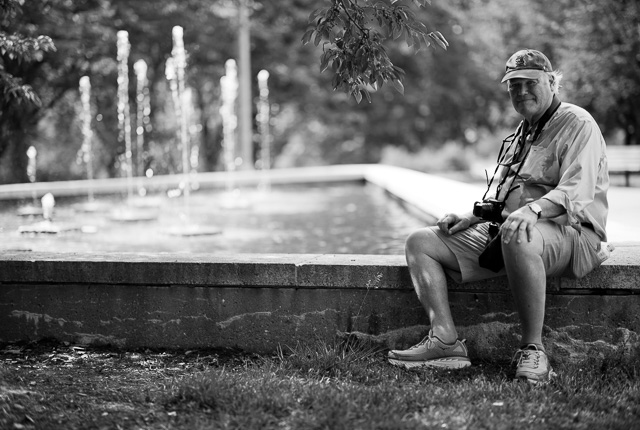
left=1, top=0, right=638, bottom=185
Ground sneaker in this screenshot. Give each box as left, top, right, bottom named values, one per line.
left=512, top=344, right=553, bottom=384
left=387, top=330, right=471, bottom=369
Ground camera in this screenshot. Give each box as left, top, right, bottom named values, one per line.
left=473, top=198, right=505, bottom=223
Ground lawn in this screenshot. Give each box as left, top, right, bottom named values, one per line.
left=1, top=338, right=638, bottom=429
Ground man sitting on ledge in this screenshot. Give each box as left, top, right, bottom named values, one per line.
left=388, top=49, right=610, bottom=383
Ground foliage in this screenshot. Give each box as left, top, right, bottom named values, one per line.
left=0, top=34, right=55, bottom=105
left=1, top=0, right=639, bottom=184
left=302, top=0, right=448, bottom=103
left=548, top=0, right=640, bottom=145
left=0, top=0, right=56, bottom=182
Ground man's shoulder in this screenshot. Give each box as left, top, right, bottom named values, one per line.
left=554, top=102, right=606, bottom=145
left=557, top=102, right=597, bottom=124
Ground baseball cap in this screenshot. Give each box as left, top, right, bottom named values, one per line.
left=501, top=49, right=552, bottom=83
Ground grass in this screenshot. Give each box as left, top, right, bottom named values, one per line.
left=1, top=338, right=639, bottom=429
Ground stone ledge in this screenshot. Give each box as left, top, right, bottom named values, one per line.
left=0, top=249, right=638, bottom=292
left=0, top=252, right=410, bottom=289
left=0, top=165, right=369, bottom=200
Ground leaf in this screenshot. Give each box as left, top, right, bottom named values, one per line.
left=354, top=89, right=363, bottom=104
left=301, top=29, right=315, bottom=45
left=391, top=78, right=404, bottom=95
left=435, top=31, right=449, bottom=46
left=332, top=73, right=341, bottom=90
left=308, top=8, right=326, bottom=23
left=392, top=65, right=406, bottom=76
left=36, top=35, right=56, bottom=52
left=392, top=23, right=402, bottom=40
left=332, top=58, right=341, bottom=72
left=396, top=7, right=409, bottom=21
left=320, top=51, right=332, bottom=73
left=429, top=31, right=449, bottom=50
left=362, top=88, right=372, bottom=103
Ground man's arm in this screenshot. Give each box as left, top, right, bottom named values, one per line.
left=501, top=114, right=605, bottom=244
left=537, top=116, right=605, bottom=226
left=437, top=212, right=481, bottom=236
left=500, top=198, right=565, bottom=244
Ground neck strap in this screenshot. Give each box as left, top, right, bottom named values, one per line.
left=481, top=95, right=561, bottom=202
left=527, top=95, right=561, bottom=143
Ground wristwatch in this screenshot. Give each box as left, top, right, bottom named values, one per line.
left=527, top=202, right=542, bottom=219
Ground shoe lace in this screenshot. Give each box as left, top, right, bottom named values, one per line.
left=409, top=335, right=435, bottom=350
left=512, top=348, right=541, bottom=369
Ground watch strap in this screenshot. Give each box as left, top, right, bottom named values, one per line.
left=527, top=203, right=542, bottom=219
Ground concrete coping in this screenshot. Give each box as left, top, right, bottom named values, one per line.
left=1, top=247, right=638, bottom=293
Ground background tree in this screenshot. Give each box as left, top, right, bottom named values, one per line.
left=1, top=0, right=638, bottom=184
left=0, top=0, right=56, bottom=183
left=550, top=0, right=640, bottom=145
left=302, top=0, right=449, bottom=103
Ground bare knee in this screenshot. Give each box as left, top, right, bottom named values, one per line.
left=405, top=227, right=458, bottom=270
left=405, top=228, right=435, bottom=258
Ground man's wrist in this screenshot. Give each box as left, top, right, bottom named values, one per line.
left=527, top=202, right=542, bottom=219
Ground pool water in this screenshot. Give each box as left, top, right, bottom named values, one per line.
left=0, top=183, right=426, bottom=255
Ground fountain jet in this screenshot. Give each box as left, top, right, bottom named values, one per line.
left=134, top=59, right=151, bottom=193
left=165, top=26, right=221, bottom=236
left=79, top=76, right=95, bottom=203
left=257, top=69, right=271, bottom=192
left=117, top=30, right=134, bottom=201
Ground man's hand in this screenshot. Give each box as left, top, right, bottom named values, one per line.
left=500, top=207, right=538, bottom=244
left=437, top=213, right=472, bottom=235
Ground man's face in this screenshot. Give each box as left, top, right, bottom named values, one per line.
left=507, top=74, right=554, bottom=123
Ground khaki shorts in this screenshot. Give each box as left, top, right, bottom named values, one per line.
left=433, top=221, right=602, bottom=283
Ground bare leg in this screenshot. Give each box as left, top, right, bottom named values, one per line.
left=501, top=229, right=546, bottom=347
left=405, top=228, right=461, bottom=344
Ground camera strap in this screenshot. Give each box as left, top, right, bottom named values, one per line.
left=482, top=95, right=561, bottom=202
left=529, top=95, right=561, bottom=142
left=482, top=127, right=521, bottom=201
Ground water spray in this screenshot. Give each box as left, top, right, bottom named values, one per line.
left=79, top=76, right=95, bottom=203
left=257, top=69, right=271, bottom=192
left=116, top=30, right=134, bottom=200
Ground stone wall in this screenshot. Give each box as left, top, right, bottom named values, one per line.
left=1, top=251, right=638, bottom=362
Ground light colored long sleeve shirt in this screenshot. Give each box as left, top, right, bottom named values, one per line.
left=496, top=102, right=609, bottom=241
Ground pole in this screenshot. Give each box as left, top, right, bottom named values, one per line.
left=237, top=0, right=253, bottom=170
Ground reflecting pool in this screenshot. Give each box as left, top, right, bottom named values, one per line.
left=0, top=183, right=426, bottom=255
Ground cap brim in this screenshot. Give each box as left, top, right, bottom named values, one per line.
left=501, top=69, right=545, bottom=83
